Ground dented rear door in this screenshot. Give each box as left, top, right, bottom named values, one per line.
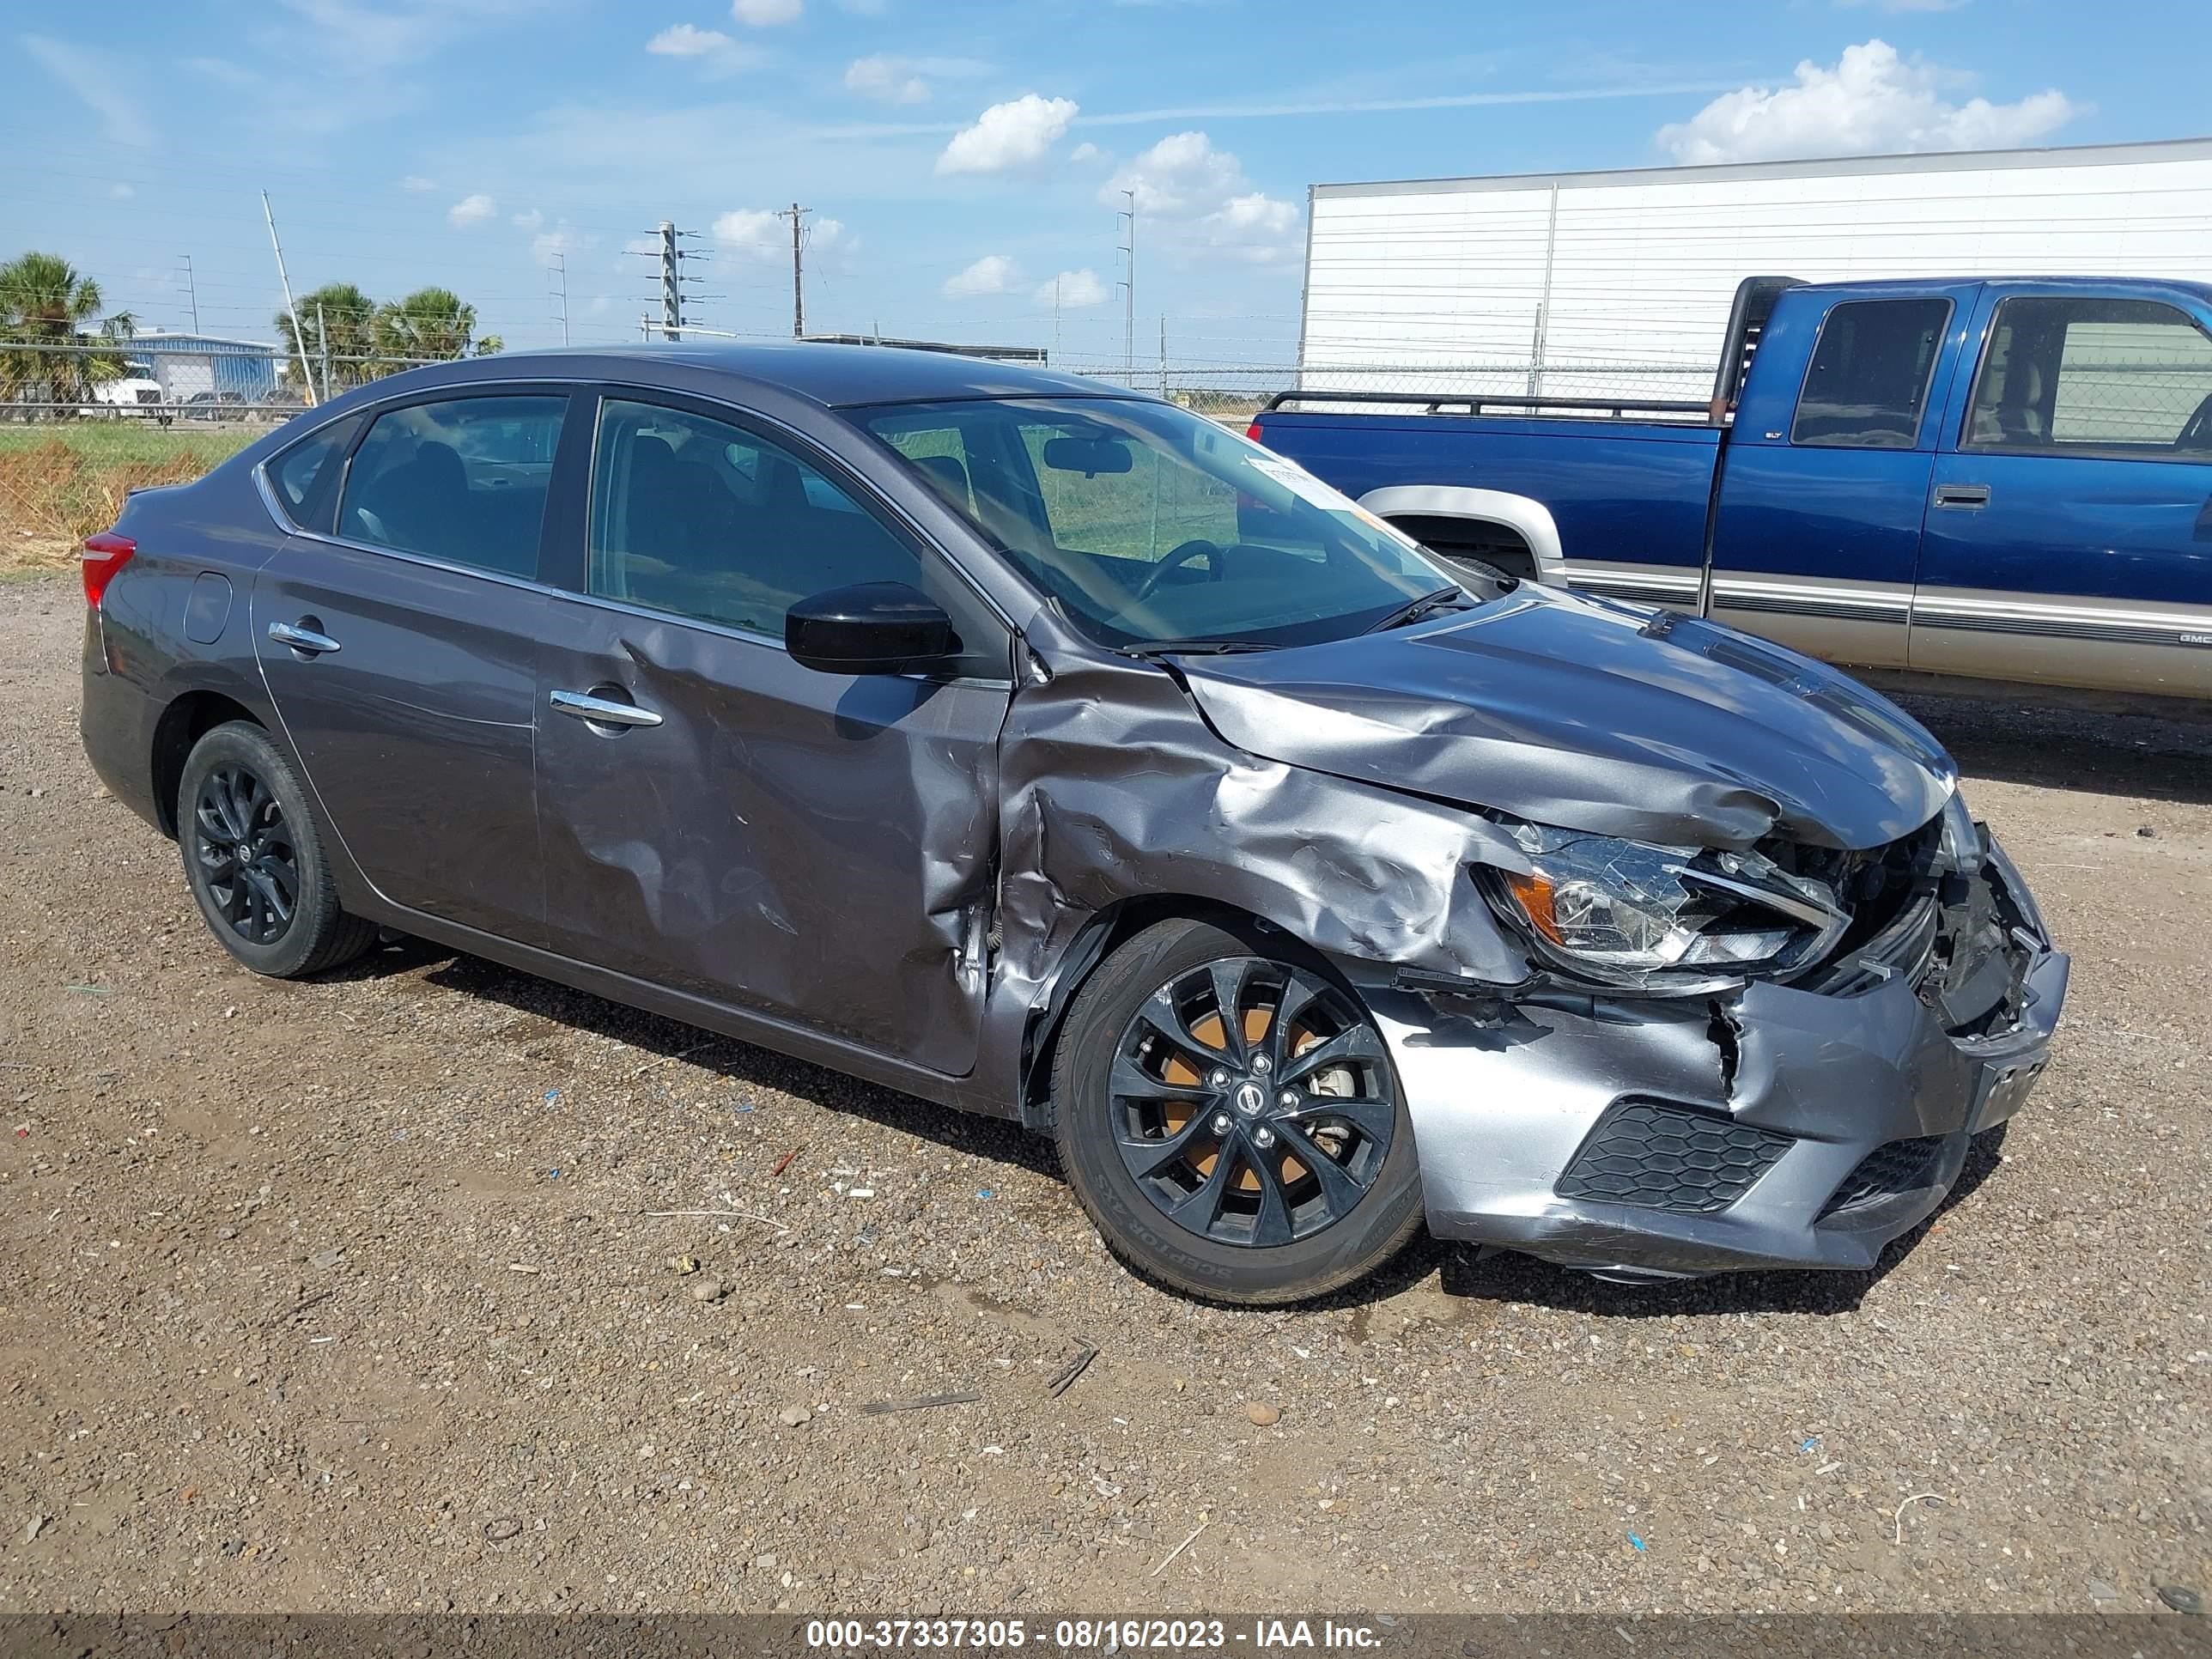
left=532, top=389, right=1012, bottom=1077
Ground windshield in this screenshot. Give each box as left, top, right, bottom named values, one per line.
left=854, top=396, right=1474, bottom=649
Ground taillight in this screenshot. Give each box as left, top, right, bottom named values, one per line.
left=82, top=532, right=136, bottom=608
left=1245, top=421, right=1265, bottom=445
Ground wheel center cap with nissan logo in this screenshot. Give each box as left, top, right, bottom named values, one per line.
left=1232, top=1080, right=1267, bottom=1115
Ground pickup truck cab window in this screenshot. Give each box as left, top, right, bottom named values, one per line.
left=1965, top=295, right=2212, bottom=459
left=1790, top=297, right=1952, bottom=449
left=337, top=394, right=567, bottom=577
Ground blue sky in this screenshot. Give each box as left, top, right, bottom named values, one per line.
left=7, top=0, right=2207, bottom=367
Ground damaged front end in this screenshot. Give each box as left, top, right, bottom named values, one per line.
left=1360, top=798, right=2067, bottom=1279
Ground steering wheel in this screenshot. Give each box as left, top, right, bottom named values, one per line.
left=1134, top=538, right=1227, bottom=603
left=2179, top=392, right=2212, bottom=452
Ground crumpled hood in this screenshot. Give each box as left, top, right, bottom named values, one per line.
left=1175, top=588, right=1955, bottom=851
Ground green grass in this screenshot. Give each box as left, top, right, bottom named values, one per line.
left=0, top=422, right=254, bottom=469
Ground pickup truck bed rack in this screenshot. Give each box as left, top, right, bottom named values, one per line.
left=1259, top=389, right=1711, bottom=421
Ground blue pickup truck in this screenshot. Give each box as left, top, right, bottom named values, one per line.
left=1250, top=275, right=2212, bottom=702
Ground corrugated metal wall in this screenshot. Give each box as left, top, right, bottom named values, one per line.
left=1300, top=140, right=2212, bottom=404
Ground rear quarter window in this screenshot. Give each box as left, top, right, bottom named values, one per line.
left=265, top=420, right=356, bottom=531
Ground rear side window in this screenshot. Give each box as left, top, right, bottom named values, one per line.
left=1790, top=298, right=1950, bottom=449
left=337, top=395, right=566, bottom=577
left=1966, top=296, right=2212, bottom=459
left=267, top=421, right=354, bottom=530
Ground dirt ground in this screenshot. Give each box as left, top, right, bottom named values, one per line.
left=1, top=572, right=2206, bottom=1617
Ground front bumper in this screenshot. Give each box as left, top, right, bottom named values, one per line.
left=1371, top=836, right=2068, bottom=1277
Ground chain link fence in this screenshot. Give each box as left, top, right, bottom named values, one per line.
left=0, top=337, right=455, bottom=426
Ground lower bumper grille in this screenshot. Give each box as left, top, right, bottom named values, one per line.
left=1556, top=1098, right=1793, bottom=1216
left=1819, top=1135, right=1944, bottom=1220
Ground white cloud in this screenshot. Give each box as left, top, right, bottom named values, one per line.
left=109, top=182, right=135, bottom=199
left=844, top=54, right=927, bottom=104
left=512, top=207, right=544, bottom=231
left=843, top=52, right=986, bottom=105
left=24, top=34, right=153, bottom=146
left=713, top=208, right=782, bottom=258
left=532, top=226, right=592, bottom=267
left=648, top=22, right=732, bottom=54
left=943, top=254, right=1019, bottom=299
left=400, top=173, right=438, bottom=191
left=1657, top=40, right=2077, bottom=164
left=1068, top=141, right=1106, bottom=165
left=447, top=192, right=496, bottom=228
left=1099, top=131, right=1302, bottom=263
left=1035, top=269, right=1109, bottom=308
left=937, top=94, right=1079, bottom=174
left=732, top=0, right=801, bottom=23
left=647, top=22, right=761, bottom=73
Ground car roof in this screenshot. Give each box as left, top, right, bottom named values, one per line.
left=1800, top=274, right=2212, bottom=305
left=434, top=341, right=1138, bottom=410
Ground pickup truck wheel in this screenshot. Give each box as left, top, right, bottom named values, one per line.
left=1051, top=919, right=1425, bottom=1305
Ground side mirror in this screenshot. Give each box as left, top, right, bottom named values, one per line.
left=786, top=581, right=960, bottom=676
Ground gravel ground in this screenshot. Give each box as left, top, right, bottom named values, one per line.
left=1, top=573, right=2206, bottom=1617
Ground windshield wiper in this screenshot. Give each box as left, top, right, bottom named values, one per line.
left=1362, top=586, right=1474, bottom=635
left=1120, top=639, right=1285, bottom=659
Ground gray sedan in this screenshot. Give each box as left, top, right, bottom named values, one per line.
left=76, top=344, right=2066, bottom=1303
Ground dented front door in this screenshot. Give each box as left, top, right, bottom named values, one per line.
left=532, top=597, right=1006, bottom=1074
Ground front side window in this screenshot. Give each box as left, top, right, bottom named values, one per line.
left=855, top=397, right=1455, bottom=650
left=586, top=398, right=1007, bottom=676
left=337, top=395, right=566, bottom=576
left=1966, top=296, right=2212, bottom=458
left=1790, top=298, right=1951, bottom=449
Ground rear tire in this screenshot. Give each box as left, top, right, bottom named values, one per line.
left=177, top=721, right=377, bottom=979
left=1051, top=918, right=1425, bottom=1305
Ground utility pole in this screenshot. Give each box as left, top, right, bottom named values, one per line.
left=550, top=252, right=569, bottom=347
left=260, top=191, right=316, bottom=408
left=1116, top=189, right=1136, bottom=385
left=317, top=301, right=331, bottom=402
left=658, top=221, right=682, bottom=341
left=1052, top=275, right=1061, bottom=363
left=777, top=203, right=811, bottom=338
left=179, top=254, right=200, bottom=334
left=1158, top=313, right=1168, bottom=398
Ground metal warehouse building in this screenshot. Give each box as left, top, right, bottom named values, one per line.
left=1297, top=137, right=2212, bottom=402
left=131, top=332, right=284, bottom=403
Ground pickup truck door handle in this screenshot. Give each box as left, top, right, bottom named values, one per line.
left=550, top=687, right=663, bottom=730
left=267, top=619, right=342, bottom=655
left=1934, top=483, right=1991, bottom=509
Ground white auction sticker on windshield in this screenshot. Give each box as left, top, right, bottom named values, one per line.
left=1247, top=454, right=1354, bottom=513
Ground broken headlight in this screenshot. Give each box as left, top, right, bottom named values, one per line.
left=1484, top=822, right=1850, bottom=990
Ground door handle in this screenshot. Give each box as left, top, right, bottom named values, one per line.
left=268, top=619, right=342, bottom=654
left=1934, top=483, right=1991, bottom=509
left=550, top=687, right=663, bottom=730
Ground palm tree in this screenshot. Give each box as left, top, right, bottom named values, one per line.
left=375, top=287, right=477, bottom=364
left=0, top=251, right=119, bottom=413
left=275, top=281, right=380, bottom=393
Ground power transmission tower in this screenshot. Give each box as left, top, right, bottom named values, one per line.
left=549, top=252, right=569, bottom=347
left=777, top=204, right=811, bottom=338
left=1116, top=189, right=1136, bottom=384
left=659, top=221, right=681, bottom=341
left=179, top=255, right=200, bottom=333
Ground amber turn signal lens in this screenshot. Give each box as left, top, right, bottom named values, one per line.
left=1503, top=869, right=1564, bottom=945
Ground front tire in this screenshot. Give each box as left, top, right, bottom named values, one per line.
left=177, top=721, right=377, bottom=978
left=1051, top=918, right=1425, bottom=1305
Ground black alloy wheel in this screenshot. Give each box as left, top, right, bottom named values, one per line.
left=1110, top=957, right=1397, bottom=1249
left=191, top=763, right=300, bottom=945
left=1051, top=918, right=1424, bottom=1305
